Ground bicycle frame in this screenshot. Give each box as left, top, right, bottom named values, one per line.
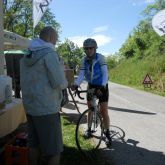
left=88, top=94, right=99, bottom=132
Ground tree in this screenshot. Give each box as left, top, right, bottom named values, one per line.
left=4, top=0, right=60, bottom=38
left=56, top=39, right=84, bottom=73
left=119, top=0, right=165, bottom=59
left=142, top=0, right=165, bottom=19
left=119, top=34, right=136, bottom=58
left=106, top=55, right=118, bottom=70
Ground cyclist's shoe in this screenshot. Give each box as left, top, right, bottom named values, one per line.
left=84, top=129, right=92, bottom=139
left=104, top=130, right=112, bottom=148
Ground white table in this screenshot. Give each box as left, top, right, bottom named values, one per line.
left=0, top=98, right=26, bottom=138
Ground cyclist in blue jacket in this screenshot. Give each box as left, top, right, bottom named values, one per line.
left=73, top=38, right=111, bottom=146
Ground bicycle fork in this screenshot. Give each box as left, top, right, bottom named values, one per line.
left=87, top=97, right=98, bottom=132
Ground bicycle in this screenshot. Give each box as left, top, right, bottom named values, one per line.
left=75, top=88, right=104, bottom=155
left=75, top=87, right=125, bottom=156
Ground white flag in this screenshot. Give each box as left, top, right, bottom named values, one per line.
left=152, top=9, right=165, bottom=36
left=33, top=0, right=52, bottom=28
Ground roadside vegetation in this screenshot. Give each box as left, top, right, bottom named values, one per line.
left=109, top=54, right=165, bottom=96
left=107, top=0, right=165, bottom=96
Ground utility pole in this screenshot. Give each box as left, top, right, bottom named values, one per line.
left=0, top=0, right=4, bottom=74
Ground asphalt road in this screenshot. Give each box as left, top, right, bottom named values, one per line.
left=101, top=82, right=165, bottom=165
left=63, top=81, right=165, bottom=165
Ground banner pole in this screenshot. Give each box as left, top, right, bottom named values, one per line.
left=0, top=0, right=5, bottom=75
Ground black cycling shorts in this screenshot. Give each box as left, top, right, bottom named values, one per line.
left=87, top=84, right=109, bottom=103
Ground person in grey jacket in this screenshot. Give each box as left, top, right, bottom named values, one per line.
left=20, top=26, right=68, bottom=165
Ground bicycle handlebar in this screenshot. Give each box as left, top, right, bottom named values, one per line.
left=74, top=88, right=87, bottom=100
left=74, top=88, right=96, bottom=100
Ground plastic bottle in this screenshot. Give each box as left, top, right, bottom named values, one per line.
left=5, top=84, right=12, bottom=103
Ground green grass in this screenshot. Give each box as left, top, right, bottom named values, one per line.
left=60, top=114, right=112, bottom=165
left=110, top=55, right=165, bottom=97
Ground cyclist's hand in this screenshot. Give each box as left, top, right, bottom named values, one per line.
left=71, top=84, right=78, bottom=91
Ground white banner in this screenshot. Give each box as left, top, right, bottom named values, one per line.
left=33, top=0, right=52, bottom=28
left=152, top=9, right=165, bottom=36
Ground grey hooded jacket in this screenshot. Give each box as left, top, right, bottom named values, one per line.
left=20, top=38, right=68, bottom=116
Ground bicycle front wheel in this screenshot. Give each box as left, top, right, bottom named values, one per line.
left=75, top=108, right=103, bottom=155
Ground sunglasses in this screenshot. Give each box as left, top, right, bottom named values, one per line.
left=84, top=47, right=94, bottom=51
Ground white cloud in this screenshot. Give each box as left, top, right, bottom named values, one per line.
left=93, top=25, right=109, bottom=33
left=100, top=51, right=111, bottom=56
left=145, top=0, right=155, bottom=3
left=132, top=0, right=154, bottom=6
left=92, top=34, right=112, bottom=47
left=68, top=34, right=112, bottom=48
left=68, top=36, right=87, bottom=47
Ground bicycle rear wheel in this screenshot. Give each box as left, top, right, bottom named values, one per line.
left=75, top=109, right=103, bottom=155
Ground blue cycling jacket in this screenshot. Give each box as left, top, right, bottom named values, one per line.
left=75, top=53, right=109, bottom=86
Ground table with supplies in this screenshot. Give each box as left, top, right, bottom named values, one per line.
left=0, top=98, right=26, bottom=138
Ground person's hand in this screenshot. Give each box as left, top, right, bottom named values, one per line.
left=71, top=84, right=78, bottom=91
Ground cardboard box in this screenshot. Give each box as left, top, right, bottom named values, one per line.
left=65, top=69, right=74, bottom=87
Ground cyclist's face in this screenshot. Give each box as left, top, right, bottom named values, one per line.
left=84, top=47, right=95, bottom=57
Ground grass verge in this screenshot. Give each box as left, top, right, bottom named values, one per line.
left=60, top=113, right=112, bottom=165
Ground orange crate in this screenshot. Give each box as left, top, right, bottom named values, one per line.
left=4, top=132, right=28, bottom=165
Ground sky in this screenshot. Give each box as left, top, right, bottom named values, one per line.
left=50, top=0, right=155, bottom=56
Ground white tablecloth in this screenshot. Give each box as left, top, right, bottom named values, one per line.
left=0, top=98, right=26, bottom=138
